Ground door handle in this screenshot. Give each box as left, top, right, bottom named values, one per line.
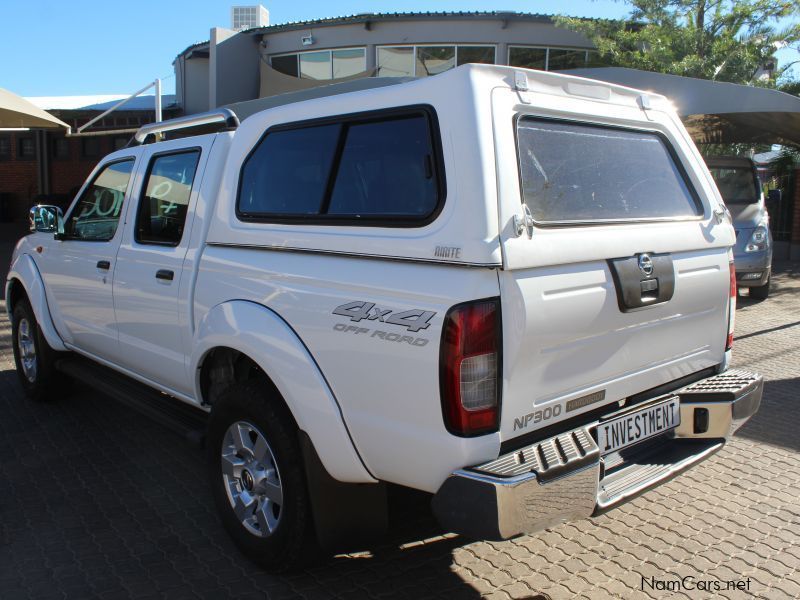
left=96, top=260, right=111, bottom=270
left=155, top=269, right=174, bottom=281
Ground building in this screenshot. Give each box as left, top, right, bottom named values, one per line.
left=173, top=11, right=604, bottom=114
left=0, top=95, right=176, bottom=220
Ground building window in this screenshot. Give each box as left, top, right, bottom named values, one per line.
left=377, top=45, right=496, bottom=78
left=271, top=54, right=299, bottom=77
left=548, top=48, right=588, bottom=70
left=508, top=47, right=548, bottom=70
left=271, top=48, right=367, bottom=80
left=509, top=46, right=598, bottom=71
left=53, top=137, right=70, bottom=160
left=82, top=137, right=102, bottom=158
left=112, top=137, right=129, bottom=152
left=17, top=137, right=36, bottom=160
left=0, top=136, right=10, bottom=160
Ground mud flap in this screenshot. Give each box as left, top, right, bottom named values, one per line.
left=299, top=431, right=388, bottom=552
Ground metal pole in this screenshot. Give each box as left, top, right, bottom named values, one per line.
left=155, top=78, right=163, bottom=123
left=75, top=80, right=156, bottom=134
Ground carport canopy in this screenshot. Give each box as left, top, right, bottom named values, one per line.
left=0, top=87, right=69, bottom=129
left=563, top=67, right=800, bottom=147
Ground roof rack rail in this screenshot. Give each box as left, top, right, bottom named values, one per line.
left=133, top=108, right=239, bottom=144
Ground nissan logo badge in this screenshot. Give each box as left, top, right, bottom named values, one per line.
left=639, top=253, right=654, bottom=277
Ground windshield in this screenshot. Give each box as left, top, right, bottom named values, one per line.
left=707, top=166, right=760, bottom=204
left=516, top=118, right=701, bottom=223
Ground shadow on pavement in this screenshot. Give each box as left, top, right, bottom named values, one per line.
left=0, top=365, right=488, bottom=599
left=735, top=377, right=800, bottom=454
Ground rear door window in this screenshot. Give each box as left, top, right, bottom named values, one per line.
left=135, top=150, right=201, bottom=245
left=237, top=109, right=443, bottom=225
left=516, top=118, right=701, bottom=224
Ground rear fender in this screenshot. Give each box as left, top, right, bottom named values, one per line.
left=6, top=253, right=68, bottom=352
left=191, top=300, right=375, bottom=484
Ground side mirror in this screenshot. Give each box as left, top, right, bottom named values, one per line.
left=29, top=205, right=64, bottom=235
left=767, top=189, right=782, bottom=203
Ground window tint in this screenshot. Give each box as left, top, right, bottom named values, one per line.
left=136, top=151, right=200, bottom=245
left=239, top=124, right=340, bottom=216
left=238, top=111, right=441, bottom=224
left=65, top=160, right=134, bottom=241
left=328, top=117, right=437, bottom=217
left=517, top=119, right=701, bottom=223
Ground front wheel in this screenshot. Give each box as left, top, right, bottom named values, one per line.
left=749, top=277, right=770, bottom=301
left=206, top=379, right=317, bottom=572
left=11, top=299, right=64, bottom=401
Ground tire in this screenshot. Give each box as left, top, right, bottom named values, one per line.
left=11, top=298, right=64, bottom=401
left=749, top=278, right=770, bottom=301
left=206, top=378, right=318, bottom=572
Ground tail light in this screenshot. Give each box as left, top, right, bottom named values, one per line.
left=440, top=298, right=501, bottom=436
left=726, top=258, right=736, bottom=350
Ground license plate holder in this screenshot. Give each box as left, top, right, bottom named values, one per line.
left=598, top=397, right=681, bottom=455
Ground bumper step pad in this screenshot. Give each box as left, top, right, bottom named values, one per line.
left=473, top=426, right=598, bottom=482
left=678, top=369, right=761, bottom=402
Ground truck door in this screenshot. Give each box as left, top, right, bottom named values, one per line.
left=112, top=137, right=212, bottom=396
left=34, top=156, right=139, bottom=358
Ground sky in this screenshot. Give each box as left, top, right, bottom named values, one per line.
left=0, top=0, right=797, bottom=97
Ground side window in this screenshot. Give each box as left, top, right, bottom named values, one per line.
left=65, top=159, right=135, bottom=241
left=237, top=110, right=443, bottom=225
left=135, top=150, right=201, bottom=245
left=327, top=117, right=438, bottom=217
left=238, top=125, right=340, bottom=216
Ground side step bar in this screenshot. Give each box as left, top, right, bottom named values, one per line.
left=56, top=357, right=207, bottom=445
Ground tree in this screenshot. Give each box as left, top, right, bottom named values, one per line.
left=555, top=1, right=800, bottom=84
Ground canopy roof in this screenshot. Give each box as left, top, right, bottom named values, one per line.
left=564, top=67, right=800, bottom=146
left=0, top=87, right=69, bottom=129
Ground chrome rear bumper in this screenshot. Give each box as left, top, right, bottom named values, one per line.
left=432, top=370, right=762, bottom=540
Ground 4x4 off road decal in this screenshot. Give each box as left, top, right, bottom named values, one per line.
left=332, top=301, right=436, bottom=347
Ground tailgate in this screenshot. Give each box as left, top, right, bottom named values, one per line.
left=492, top=89, right=735, bottom=442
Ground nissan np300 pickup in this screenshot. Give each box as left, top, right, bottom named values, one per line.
left=9, top=65, right=762, bottom=570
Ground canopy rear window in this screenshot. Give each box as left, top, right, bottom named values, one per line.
left=516, top=118, right=702, bottom=224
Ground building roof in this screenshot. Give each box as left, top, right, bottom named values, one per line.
left=174, top=11, right=561, bottom=62
left=245, top=10, right=554, bottom=35
left=26, top=94, right=177, bottom=112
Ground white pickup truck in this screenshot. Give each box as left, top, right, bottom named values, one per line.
left=8, top=65, right=762, bottom=571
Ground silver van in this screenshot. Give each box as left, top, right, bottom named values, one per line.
left=705, top=156, right=773, bottom=299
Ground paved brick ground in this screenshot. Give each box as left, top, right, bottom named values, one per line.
left=0, top=262, right=798, bottom=600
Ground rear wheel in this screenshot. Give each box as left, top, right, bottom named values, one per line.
left=206, top=379, right=317, bottom=572
left=11, top=299, right=64, bottom=401
left=749, top=277, right=770, bottom=300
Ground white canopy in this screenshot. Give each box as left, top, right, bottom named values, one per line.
left=0, top=87, right=69, bottom=129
